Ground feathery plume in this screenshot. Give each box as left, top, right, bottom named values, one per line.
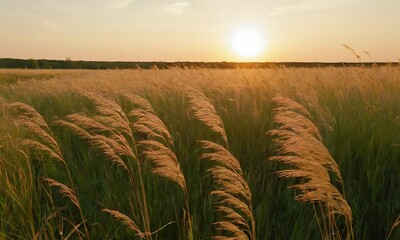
left=102, top=209, right=145, bottom=238
left=6, top=102, right=63, bottom=159
left=342, top=44, right=361, bottom=61
left=21, top=139, right=64, bottom=163
left=7, top=102, right=90, bottom=238
left=268, top=96, right=352, bottom=239
left=6, top=102, right=50, bottom=132
left=269, top=96, right=342, bottom=181
left=185, top=86, right=228, bottom=145
left=139, top=140, right=185, bottom=188
left=63, top=113, right=111, bottom=134
left=55, top=92, right=151, bottom=237
left=122, top=91, right=192, bottom=238
left=121, top=92, right=155, bottom=113
left=42, top=177, right=79, bottom=208
left=200, top=140, right=255, bottom=240
left=130, top=109, right=173, bottom=147
left=82, top=92, right=132, bottom=137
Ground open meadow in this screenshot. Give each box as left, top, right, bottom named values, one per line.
left=1, top=66, right=400, bottom=239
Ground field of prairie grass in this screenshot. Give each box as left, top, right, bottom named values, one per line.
left=0, top=66, right=400, bottom=239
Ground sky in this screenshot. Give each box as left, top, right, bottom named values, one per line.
left=0, top=0, right=399, bottom=62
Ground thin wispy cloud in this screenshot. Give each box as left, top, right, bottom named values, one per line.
left=270, top=0, right=356, bottom=15
left=105, top=0, right=134, bottom=8
left=163, top=2, right=189, bottom=16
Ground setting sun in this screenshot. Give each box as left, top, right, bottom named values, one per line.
left=231, top=30, right=265, bottom=59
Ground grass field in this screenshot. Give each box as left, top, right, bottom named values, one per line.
left=0, top=67, right=400, bottom=239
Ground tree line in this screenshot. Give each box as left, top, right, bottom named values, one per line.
left=0, top=58, right=395, bottom=69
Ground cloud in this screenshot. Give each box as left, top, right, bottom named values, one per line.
left=163, top=2, right=189, bottom=16
left=270, top=0, right=356, bottom=15
left=105, top=0, right=134, bottom=8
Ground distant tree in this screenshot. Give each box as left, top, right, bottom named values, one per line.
left=64, top=56, right=74, bottom=68
left=26, top=59, right=39, bottom=69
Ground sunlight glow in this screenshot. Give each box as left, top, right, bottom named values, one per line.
left=231, top=30, right=265, bottom=59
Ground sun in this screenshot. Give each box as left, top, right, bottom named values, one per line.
left=231, top=30, right=265, bottom=59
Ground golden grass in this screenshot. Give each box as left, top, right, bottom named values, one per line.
left=386, top=215, right=400, bottom=240
left=53, top=91, right=152, bottom=238
left=7, top=102, right=90, bottom=238
left=186, top=86, right=228, bottom=146
left=102, top=208, right=145, bottom=238
left=187, top=86, right=255, bottom=239
left=268, top=96, right=352, bottom=240
left=1, top=67, right=400, bottom=239
left=125, top=92, right=186, bottom=187
left=201, top=141, right=255, bottom=240
left=125, top=92, right=193, bottom=239
left=52, top=91, right=194, bottom=239
left=41, top=177, right=79, bottom=208
left=129, top=108, right=174, bottom=147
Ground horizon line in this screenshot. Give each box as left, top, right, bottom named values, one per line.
left=1, top=57, right=399, bottom=64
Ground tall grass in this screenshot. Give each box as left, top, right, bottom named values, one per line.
left=0, top=66, right=399, bottom=239
left=187, top=86, right=255, bottom=239
left=268, top=96, right=352, bottom=239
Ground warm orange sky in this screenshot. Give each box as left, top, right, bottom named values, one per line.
left=0, top=0, right=399, bottom=62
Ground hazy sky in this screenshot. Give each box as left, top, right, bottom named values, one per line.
left=1, top=0, right=399, bottom=62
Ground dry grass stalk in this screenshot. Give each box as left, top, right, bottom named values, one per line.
left=42, top=177, right=79, bottom=208
left=200, top=141, right=242, bottom=175
left=188, top=89, right=255, bottom=239
left=121, top=92, right=155, bottom=113
left=342, top=44, right=361, bottom=60
left=21, top=139, right=64, bottom=163
left=87, top=135, right=131, bottom=171
left=6, top=102, right=90, bottom=238
left=200, top=140, right=255, bottom=240
left=213, top=221, right=247, bottom=240
left=53, top=117, right=91, bottom=139
left=123, top=92, right=192, bottom=239
left=54, top=116, right=135, bottom=162
left=130, top=109, right=173, bottom=147
left=55, top=93, right=191, bottom=237
left=185, top=86, right=228, bottom=146
left=16, top=118, right=61, bottom=154
left=386, top=215, right=400, bottom=240
left=56, top=92, right=154, bottom=237
left=6, top=102, right=64, bottom=162
left=102, top=209, right=145, bottom=238
left=93, top=133, right=135, bottom=158
left=122, top=92, right=187, bottom=188
left=6, top=102, right=51, bottom=131
left=139, top=140, right=185, bottom=188
left=63, top=113, right=110, bottom=134
left=268, top=96, right=352, bottom=239
left=70, top=93, right=149, bottom=179
left=82, top=92, right=132, bottom=137
left=53, top=97, right=137, bottom=171
left=269, top=96, right=342, bottom=182
left=295, top=90, right=336, bottom=134
left=132, top=124, right=166, bottom=143
left=54, top=117, right=130, bottom=171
